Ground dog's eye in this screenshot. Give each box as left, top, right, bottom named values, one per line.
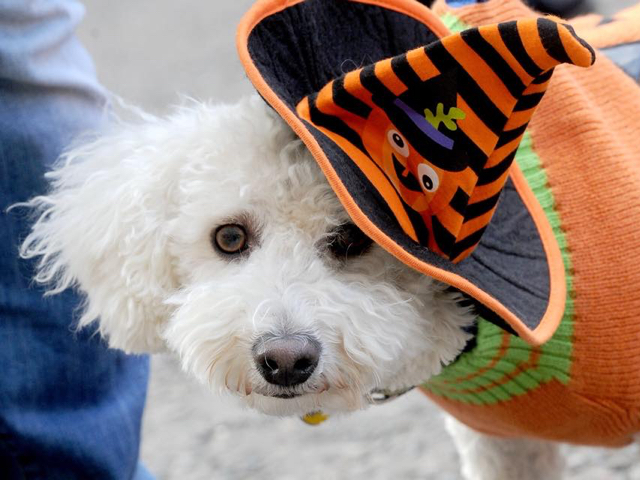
left=212, top=224, right=248, bottom=255
left=329, top=223, right=373, bottom=259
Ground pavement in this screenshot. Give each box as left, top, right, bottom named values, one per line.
left=76, top=1, right=640, bottom=478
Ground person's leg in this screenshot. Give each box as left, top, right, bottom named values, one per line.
left=0, top=1, right=152, bottom=479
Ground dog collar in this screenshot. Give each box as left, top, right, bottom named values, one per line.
left=300, top=386, right=416, bottom=425
left=368, top=386, right=416, bottom=404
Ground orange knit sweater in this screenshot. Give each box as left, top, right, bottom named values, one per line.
left=422, top=0, right=640, bottom=447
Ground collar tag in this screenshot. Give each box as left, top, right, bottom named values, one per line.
left=301, top=411, right=329, bottom=425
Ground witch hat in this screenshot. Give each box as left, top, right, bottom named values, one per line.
left=237, top=0, right=595, bottom=345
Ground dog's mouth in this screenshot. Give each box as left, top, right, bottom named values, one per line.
left=254, top=387, right=321, bottom=399
left=253, top=390, right=310, bottom=400
left=270, top=392, right=301, bottom=399
left=252, top=379, right=329, bottom=400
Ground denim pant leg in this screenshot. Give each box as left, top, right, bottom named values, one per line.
left=0, top=2, right=152, bottom=479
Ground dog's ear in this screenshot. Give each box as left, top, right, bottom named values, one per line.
left=20, top=123, right=177, bottom=353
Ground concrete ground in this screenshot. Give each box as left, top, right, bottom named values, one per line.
left=76, top=1, right=639, bottom=479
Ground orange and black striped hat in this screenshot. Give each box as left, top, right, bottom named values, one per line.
left=237, top=0, right=595, bottom=345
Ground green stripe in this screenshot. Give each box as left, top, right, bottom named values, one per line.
left=423, top=129, right=575, bottom=404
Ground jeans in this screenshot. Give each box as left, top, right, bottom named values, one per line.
left=0, top=1, right=153, bottom=478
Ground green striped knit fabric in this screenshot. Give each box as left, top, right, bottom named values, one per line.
left=421, top=10, right=575, bottom=406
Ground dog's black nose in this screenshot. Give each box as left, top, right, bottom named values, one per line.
left=253, top=335, right=321, bottom=387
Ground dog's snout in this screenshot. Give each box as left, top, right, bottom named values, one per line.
left=253, top=335, right=321, bottom=387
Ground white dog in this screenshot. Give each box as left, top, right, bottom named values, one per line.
left=20, top=96, right=593, bottom=480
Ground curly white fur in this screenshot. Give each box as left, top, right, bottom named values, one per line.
left=20, top=95, right=574, bottom=478
left=20, top=96, right=472, bottom=411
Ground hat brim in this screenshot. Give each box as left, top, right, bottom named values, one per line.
left=237, top=0, right=566, bottom=345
